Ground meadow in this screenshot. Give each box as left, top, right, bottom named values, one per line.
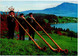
left=57, top=16, right=77, bottom=23
left=0, top=31, right=77, bottom=55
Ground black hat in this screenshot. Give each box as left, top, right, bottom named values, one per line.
left=20, top=13, right=24, bottom=16
left=29, top=13, right=33, bottom=16
left=9, top=11, right=14, bottom=13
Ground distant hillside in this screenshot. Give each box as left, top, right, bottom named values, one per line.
left=21, top=2, right=78, bottom=17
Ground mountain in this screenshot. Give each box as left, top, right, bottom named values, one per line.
left=44, top=2, right=78, bottom=17
left=21, top=2, right=78, bottom=17
left=44, top=2, right=77, bottom=12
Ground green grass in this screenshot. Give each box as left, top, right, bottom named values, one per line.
left=44, top=19, right=49, bottom=23
left=57, top=16, right=78, bottom=23
left=0, top=31, right=77, bottom=55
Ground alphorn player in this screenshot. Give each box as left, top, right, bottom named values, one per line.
left=26, top=13, right=36, bottom=40
left=18, top=13, right=27, bottom=40
left=7, top=11, right=15, bottom=39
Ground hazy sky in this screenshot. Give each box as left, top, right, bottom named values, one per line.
left=0, top=0, right=78, bottom=12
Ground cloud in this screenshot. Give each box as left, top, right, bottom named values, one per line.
left=21, top=2, right=63, bottom=10
left=0, top=0, right=78, bottom=1
left=67, top=1, right=78, bottom=4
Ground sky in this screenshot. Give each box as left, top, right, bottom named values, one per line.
left=0, top=0, right=78, bottom=12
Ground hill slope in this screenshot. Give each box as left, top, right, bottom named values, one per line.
left=0, top=32, right=77, bottom=55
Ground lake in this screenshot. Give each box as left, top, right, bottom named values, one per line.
left=51, top=23, right=78, bottom=33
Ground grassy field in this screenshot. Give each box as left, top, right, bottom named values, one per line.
left=57, top=16, right=77, bottom=23
left=0, top=31, right=77, bottom=55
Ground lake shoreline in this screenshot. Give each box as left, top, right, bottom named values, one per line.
left=50, top=23, right=78, bottom=33
left=50, top=22, right=77, bottom=24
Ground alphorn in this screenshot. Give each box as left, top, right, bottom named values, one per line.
left=29, top=17, right=68, bottom=53
left=22, top=17, right=60, bottom=52
left=13, top=16, right=46, bottom=51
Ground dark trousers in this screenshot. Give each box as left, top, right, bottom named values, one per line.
left=8, top=27, right=15, bottom=39
left=29, top=28, right=35, bottom=40
left=19, top=28, right=25, bottom=40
